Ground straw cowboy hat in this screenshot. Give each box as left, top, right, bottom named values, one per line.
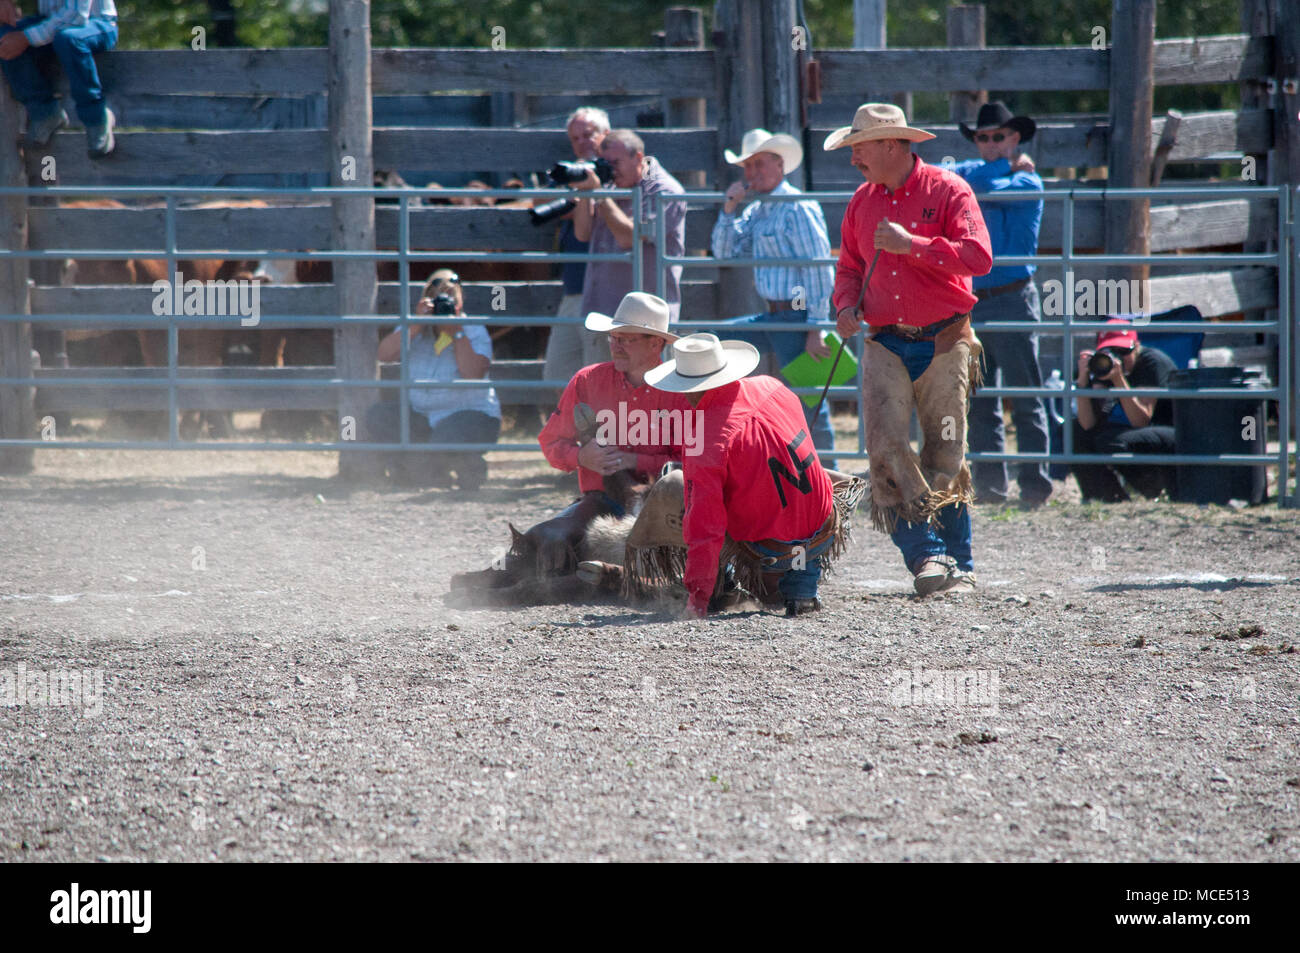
left=823, top=102, right=936, bottom=151
left=958, top=100, right=1036, bottom=142
left=585, top=291, right=678, bottom=341
left=644, top=332, right=760, bottom=394
left=724, top=128, right=803, bottom=173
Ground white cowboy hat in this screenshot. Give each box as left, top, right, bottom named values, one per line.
left=585, top=291, right=678, bottom=341
left=823, top=102, right=937, bottom=151
left=644, top=333, right=760, bottom=394
left=724, top=128, right=803, bottom=174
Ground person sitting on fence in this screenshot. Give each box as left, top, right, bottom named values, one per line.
left=368, top=269, right=501, bottom=490
left=0, top=0, right=117, bottom=157
left=536, top=292, right=692, bottom=576
left=952, top=101, right=1053, bottom=507
left=542, top=106, right=610, bottom=397
left=573, top=129, right=686, bottom=329
left=710, top=128, right=839, bottom=469
left=1072, top=318, right=1177, bottom=502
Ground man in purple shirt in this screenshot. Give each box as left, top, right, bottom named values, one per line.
left=573, top=129, right=686, bottom=324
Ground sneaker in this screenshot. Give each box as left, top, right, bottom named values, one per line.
left=913, top=556, right=956, bottom=596
left=86, top=108, right=115, bottom=158
left=784, top=597, right=822, bottom=617
left=26, top=109, right=68, bottom=148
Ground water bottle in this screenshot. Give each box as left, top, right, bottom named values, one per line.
left=1043, top=368, right=1069, bottom=479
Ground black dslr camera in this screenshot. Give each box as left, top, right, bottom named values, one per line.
left=529, top=157, right=617, bottom=226
left=428, top=292, right=457, bottom=316
left=1087, top=348, right=1124, bottom=385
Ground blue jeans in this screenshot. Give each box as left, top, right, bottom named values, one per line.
left=872, top=332, right=974, bottom=573
left=0, top=17, right=117, bottom=127
left=747, top=530, right=834, bottom=602
left=968, top=282, right=1053, bottom=501
left=719, top=308, right=836, bottom=469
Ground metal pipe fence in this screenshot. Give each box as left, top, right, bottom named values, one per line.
left=0, top=182, right=1294, bottom=505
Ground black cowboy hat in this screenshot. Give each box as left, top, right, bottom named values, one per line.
left=959, top=101, right=1036, bottom=142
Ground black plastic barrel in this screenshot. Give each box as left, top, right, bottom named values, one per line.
left=1170, top=366, right=1268, bottom=504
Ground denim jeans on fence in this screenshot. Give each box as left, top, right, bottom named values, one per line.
left=0, top=17, right=117, bottom=128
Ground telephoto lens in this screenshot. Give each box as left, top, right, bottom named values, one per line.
left=529, top=196, right=578, bottom=227
left=1088, top=350, right=1115, bottom=383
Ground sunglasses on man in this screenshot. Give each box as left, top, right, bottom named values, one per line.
left=974, top=132, right=1008, bottom=143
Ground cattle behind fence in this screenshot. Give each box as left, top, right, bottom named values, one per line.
left=0, top=0, right=1296, bottom=504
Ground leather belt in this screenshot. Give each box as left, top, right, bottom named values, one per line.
left=974, top=277, right=1030, bottom=301
left=870, top=311, right=967, bottom=342
left=765, top=299, right=793, bottom=312
left=745, top=508, right=836, bottom=563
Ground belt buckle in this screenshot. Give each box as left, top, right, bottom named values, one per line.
left=896, top=324, right=922, bottom=341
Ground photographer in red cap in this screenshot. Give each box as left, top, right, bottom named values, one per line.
left=1072, top=319, right=1177, bottom=502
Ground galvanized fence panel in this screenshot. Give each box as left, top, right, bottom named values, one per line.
left=0, top=183, right=1294, bottom=506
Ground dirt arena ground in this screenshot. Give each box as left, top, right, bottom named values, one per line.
left=2, top=434, right=1298, bottom=862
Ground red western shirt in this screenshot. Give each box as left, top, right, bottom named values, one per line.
left=832, top=156, right=993, bottom=328
left=682, top=376, right=832, bottom=615
left=539, top=362, right=694, bottom=493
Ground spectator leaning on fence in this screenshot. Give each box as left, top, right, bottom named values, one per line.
left=543, top=106, right=611, bottom=393
left=710, top=127, right=839, bottom=469
left=1072, top=318, right=1177, bottom=503
left=827, top=103, right=993, bottom=597
left=952, top=101, right=1053, bottom=507
left=573, top=129, right=686, bottom=328
left=0, top=0, right=117, bottom=157
left=369, top=269, right=501, bottom=491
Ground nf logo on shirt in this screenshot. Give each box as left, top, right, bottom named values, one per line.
left=920, top=207, right=937, bottom=221
left=50, top=883, right=152, bottom=934
left=768, top=430, right=814, bottom=506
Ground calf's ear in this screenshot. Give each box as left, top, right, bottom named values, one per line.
left=508, top=522, right=532, bottom=554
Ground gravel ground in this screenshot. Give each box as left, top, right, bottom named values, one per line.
left=2, top=446, right=1299, bottom=862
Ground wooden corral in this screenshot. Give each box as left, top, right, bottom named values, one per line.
left=1, top=0, right=1296, bottom=477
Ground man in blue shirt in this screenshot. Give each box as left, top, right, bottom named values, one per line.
left=711, top=128, right=837, bottom=467
left=952, top=102, right=1053, bottom=506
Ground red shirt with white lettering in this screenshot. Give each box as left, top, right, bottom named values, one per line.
left=682, top=376, right=832, bottom=615
left=539, top=362, right=694, bottom=493
left=832, top=156, right=993, bottom=327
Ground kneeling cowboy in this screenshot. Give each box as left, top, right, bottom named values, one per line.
left=643, top=333, right=862, bottom=618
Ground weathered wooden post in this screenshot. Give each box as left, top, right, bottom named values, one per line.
left=854, top=0, right=911, bottom=119
left=712, top=0, right=765, bottom=321
left=1105, top=0, right=1156, bottom=288
left=329, top=0, right=379, bottom=481
left=760, top=0, right=800, bottom=140
left=0, top=79, right=34, bottom=473
left=947, top=5, right=987, bottom=125
left=665, top=7, right=707, bottom=190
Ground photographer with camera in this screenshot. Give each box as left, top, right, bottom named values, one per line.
left=572, top=129, right=686, bottom=331
left=535, top=107, right=611, bottom=397
left=367, top=269, right=501, bottom=490
left=1072, top=318, right=1176, bottom=502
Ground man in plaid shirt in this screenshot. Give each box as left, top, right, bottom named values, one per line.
left=0, top=0, right=118, bottom=157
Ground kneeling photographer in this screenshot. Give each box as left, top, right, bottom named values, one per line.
left=367, top=269, right=501, bottom=490
left=1071, top=319, right=1176, bottom=502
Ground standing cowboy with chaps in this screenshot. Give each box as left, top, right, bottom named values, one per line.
left=827, top=103, right=993, bottom=596
left=644, top=333, right=862, bottom=618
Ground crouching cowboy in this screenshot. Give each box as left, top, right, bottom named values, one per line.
left=529, top=292, right=692, bottom=574
left=640, top=333, right=863, bottom=617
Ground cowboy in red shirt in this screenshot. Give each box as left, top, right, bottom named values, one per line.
left=645, top=333, right=862, bottom=618
left=535, top=292, right=692, bottom=573
left=827, top=103, right=992, bottom=596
